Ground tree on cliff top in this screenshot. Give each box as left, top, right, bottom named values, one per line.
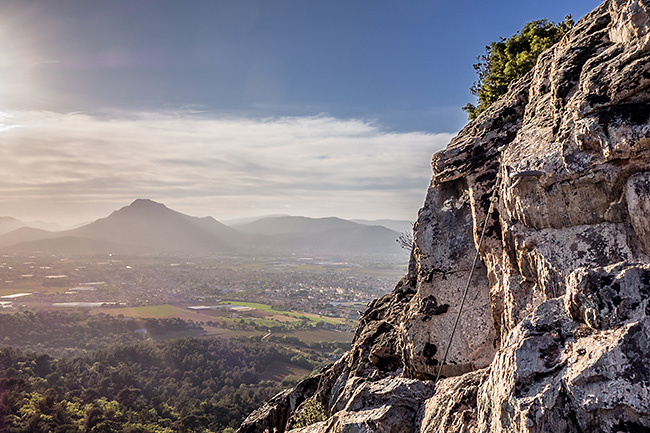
left=463, top=16, right=574, bottom=120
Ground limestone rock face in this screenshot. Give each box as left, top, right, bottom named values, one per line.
left=477, top=265, right=650, bottom=432
left=627, top=172, right=650, bottom=253
left=239, top=1, right=650, bottom=432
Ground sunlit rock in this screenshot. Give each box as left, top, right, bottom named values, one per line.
left=239, top=1, right=650, bottom=431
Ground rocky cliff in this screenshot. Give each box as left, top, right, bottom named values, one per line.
left=239, top=0, right=650, bottom=431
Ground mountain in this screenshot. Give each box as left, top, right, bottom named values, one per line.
left=0, top=217, right=63, bottom=235
left=0, top=199, right=239, bottom=254
left=0, top=202, right=406, bottom=258
left=234, top=216, right=405, bottom=256
left=228, top=215, right=413, bottom=237
left=69, top=199, right=239, bottom=253
left=24, top=220, right=65, bottom=232
left=0, top=217, right=25, bottom=235
left=351, top=219, right=413, bottom=234
left=240, top=1, right=650, bottom=431
left=222, top=214, right=290, bottom=226
left=234, top=216, right=363, bottom=235
left=0, top=227, right=60, bottom=249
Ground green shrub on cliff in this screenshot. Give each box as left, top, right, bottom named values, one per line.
left=292, top=399, right=326, bottom=429
left=463, top=16, right=574, bottom=119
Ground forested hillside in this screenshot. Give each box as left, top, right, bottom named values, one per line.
left=0, top=311, right=329, bottom=432
left=0, top=311, right=202, bottom=357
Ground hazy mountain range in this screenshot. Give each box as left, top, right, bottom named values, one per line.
left=0, top=217, right=64, bottom=235
left=0, top=199, right=411, bottom=258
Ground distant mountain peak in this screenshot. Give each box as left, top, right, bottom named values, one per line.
left=0, top=216, right=22, bottom=222
left=129, top=198, right=167, bottom=208
left=64, top=198, right=238, bottom=253
left=111, top=199, right=172, bottom=218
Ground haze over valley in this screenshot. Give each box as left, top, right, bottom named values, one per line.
left=0, top=198, right=410, bottom=354
left=0, top=198, right=410, bottom=258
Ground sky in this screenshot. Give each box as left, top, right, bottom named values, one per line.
left=0, top=0, right=600, bottom=226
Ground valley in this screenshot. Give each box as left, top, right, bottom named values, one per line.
left=0, top=199, right=410, bottom=431
left=0, top=245, right=406, bottom=433
left=0, top=199, right=408, bottom=345
left=0, top=252, right=404, bottom=325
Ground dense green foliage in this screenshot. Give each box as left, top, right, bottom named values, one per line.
left=0, top=311, right=201, bottom=357
left=204, top=316, right=329, bottom=333
left=0, top=339, right=298, bottom=432
left=463, top=16, right=574, bottom=119
left=0, top=311, right=341, bottom=432
left=291, top=399, right=326, bottom=429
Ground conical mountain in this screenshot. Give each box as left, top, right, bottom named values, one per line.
left=0, top=202, right=407, bottom=257
left=68, top=199, right=239, bottom=253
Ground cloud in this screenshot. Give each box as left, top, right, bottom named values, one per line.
left=27, top=60, right=61, bottom=69
left=0, top=110, right=453, bottom=224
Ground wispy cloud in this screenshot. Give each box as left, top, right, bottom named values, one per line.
left=0, top=110, right=453, bottom=224
left=27, top=60, right=61, bottom=69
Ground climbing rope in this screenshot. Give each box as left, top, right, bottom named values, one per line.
left=434, top=168, right=503, bottom=384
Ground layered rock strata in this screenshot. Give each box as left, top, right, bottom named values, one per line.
left=240, top=0, right=650, bottom=431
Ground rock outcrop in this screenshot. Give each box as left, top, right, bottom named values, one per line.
left=239, top=0, right=650, bottom=431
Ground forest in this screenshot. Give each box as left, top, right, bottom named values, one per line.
left=0, top=311, right=203, bottom=357
left=0, top=311, right=331, bottom=432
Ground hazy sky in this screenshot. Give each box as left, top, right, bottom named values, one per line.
left=0, top=0, right=599, bottom=225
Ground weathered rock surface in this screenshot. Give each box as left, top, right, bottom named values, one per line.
left=239, top=0, right=650, bottom=431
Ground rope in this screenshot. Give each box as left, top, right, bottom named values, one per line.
left=434, top=170, right=503, bottom=383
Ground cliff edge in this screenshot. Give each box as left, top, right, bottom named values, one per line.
left=240, top=0, right=650, bottom=431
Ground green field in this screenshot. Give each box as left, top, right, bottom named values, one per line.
left=94, top=304, right=235, bottom=325
left=89, top=303, right=353, bottom=343
left=259, top=361, right=312, bottom=382
left=223, top=300, right=346, bottom=325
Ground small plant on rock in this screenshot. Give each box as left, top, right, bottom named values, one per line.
left=292, top=398, right=326, bottom=429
